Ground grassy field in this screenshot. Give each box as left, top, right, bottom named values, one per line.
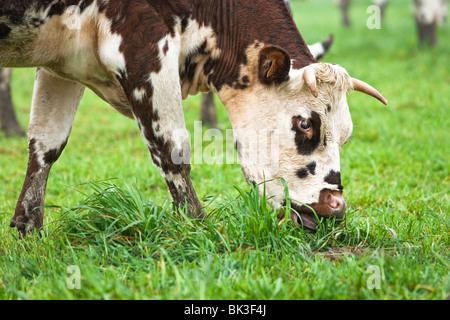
left=0, top=0, right=448, bottom=300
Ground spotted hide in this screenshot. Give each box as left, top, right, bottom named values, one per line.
left=1, top=0, right=387, bottom=236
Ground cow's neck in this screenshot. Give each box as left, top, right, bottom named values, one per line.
left=180, top=0, right=315, bottom=97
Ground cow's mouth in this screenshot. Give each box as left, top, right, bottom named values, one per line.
left=290, top=202, right=319, bottom=230
left=289, top=202, right=346, bottom=230
left=278, top=202, right=320, bottom=230
left=284, top=190, right=347, bottom=230
left=278, top=193, right=346, bottom=231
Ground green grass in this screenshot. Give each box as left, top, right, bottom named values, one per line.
left=0, top=0, right=449, bottom=300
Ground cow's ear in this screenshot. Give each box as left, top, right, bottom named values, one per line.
left=258, top=45, right=291, bottom=85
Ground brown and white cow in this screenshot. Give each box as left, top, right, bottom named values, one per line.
left=1, top=0, right=387, bottom=236
left=413, top=0, right=448, bottom=46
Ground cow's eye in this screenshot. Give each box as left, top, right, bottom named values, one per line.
left=292, top=116, right=314, bottom=139
left=300, top=120, right=311, bottom=131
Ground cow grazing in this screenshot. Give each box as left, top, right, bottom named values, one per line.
left=0, top=68, right=25, bottom=136
left=413, top=0, right=448, bottom=46
left=1, top=0, right=387, bottom=236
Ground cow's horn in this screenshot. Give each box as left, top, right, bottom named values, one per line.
left=303, top=67, right=318, bottom=98
left=352, top=78, right=388, bottom=105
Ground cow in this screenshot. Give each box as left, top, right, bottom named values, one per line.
left=334, top=0, right=351, bottom=26
left=0, top=68, right=25, bottom=136
left=1, top=0, right=387, bottom=236
left=413, top=0, right=448, bottom=46
left=334, top=0, right=389, bottom=26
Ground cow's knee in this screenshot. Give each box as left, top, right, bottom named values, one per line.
left=129, top=89, right=205, bottom=218
left=138, top=118, right=205, bottom=218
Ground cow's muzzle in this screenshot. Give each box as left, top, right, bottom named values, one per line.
left=284, top=189, right=347, bottom=230
left=327, top=192, right=347, bottom=220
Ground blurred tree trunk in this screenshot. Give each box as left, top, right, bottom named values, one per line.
left=200, top=91, right=219, bottom=127
left=0, top=68, right=26, bottom=136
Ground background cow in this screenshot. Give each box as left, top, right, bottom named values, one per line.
left=0, top=68, right=25, bottom=136
left=333, top=0, right=447, bottom=47
left=413, top=0, right=448, bottom=46
left=334, top=0, right=351, bottom=26
left=333, top=0, right=389, bottom=26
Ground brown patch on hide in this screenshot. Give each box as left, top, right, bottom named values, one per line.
left=292, top=111, right=322, bottom=155
left=324, top=170, right=343, bottom=191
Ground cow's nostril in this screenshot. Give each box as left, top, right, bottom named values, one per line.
left=328, top=195, right=340, bottom=209
left=328, top=195, right=346, bottom=219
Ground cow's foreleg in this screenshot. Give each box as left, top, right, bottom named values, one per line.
left=129, top=83, right=205, bottom=219
left=416, top=20, right=438, bottom=47
left=10, top=68, right=85, bottom=236
left=340, top=0, right=351, bottom=27
left=123, top=42, right=205, bottom=219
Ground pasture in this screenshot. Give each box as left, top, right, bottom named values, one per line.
left=0, top=0, right=448, bottom=300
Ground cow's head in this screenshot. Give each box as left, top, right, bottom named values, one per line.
left=217, top=44, right=387, bottom=230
